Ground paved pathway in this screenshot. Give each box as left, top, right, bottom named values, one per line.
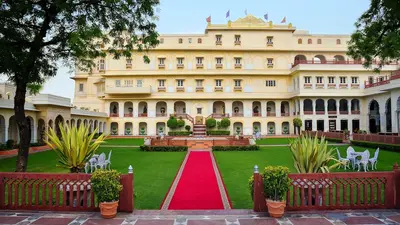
left=0, top=210, right=399, bottom=225
left=100, top=143, right=349, bottom=148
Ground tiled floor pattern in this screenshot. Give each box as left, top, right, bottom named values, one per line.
left=0, top=210, right=399, bottom=225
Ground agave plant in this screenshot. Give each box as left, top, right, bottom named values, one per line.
left=45, top=123, right=106, bottom=173
left=289, top=134, right=341, bottom=173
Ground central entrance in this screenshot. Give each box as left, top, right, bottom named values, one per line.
left=195, top=116, right=203, bottom=124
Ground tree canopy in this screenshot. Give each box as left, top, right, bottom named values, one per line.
left=347, top=0, right=400, bottom=69
left=0, top=0, right=159, bottom=171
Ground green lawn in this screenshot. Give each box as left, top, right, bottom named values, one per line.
left=102, top=138, right=144, bottom=146
left=214, top=145, right=399, bottom=209
left=256, top=138, right=292, bottom=145
left=0, top=147, right=185, bottom=209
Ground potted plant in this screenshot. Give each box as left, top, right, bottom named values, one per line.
left=236, top=126, right=241, bottom=135
left=269, top=126, right=275, bottom=134
left=283, top=126, right=289, bottom=134
left=289, top=134, right=341, bottom=205
left=262, top=166, right=291, bottom=218
left=91, top=169, right=123, bottom=219
left=125, top=127, right=131, bottom=135
left=140, top=127, right=146, bottom=135
left=112, top=127, right=118, bottom=135
left=158, top=127, right=164, bottom=135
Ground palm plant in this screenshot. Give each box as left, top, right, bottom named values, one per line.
left=45, top=123, right=106, bottom=173
left=289, top=134, right=341, bottom=173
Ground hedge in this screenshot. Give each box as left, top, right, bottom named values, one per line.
left=350, top=140, right=400, bottom=152
left=140, top=145, right=188, bottom=152
left=318, top=137, right=343, bottom=143
left=206, top=130, right=230, bottom=135
left=212, top=145, right=260, bottom=151
left=168, top=131, right=192, bottom=136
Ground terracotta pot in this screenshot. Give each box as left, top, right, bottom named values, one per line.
left=99, top=201, right=119, bottom=219
left=266, top=199, right=286, bottom=218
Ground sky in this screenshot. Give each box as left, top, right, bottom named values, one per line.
left=13, top=0, right=372, bottom=100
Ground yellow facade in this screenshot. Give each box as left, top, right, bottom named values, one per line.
left=72, top=15, right=400, bottom=136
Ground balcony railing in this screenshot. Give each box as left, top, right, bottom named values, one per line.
left=216, top=63, right=223, bottom=68
left=158, top=86, right=166, bottom=92
left=281, top=112, right=290, bottom=117
left=138, top=113, right=147, bottom=117
left=232, top=112, right=243, bottom=117
left=234, top=40, right=241, bottom=45
left=234, top=86, right=242, bottom=91
left=328, top=110, right=337, bottom=115
left=304, top=111, right=313, bottom=115
left=177, top=63, right=184, bottom=68
left=124, top=113, right=133, bottom=117
left=253, top=112, right=261, bottom=117
left=207, top=113, right=229, bottom=119
left=105, top=85, right=151, bottom=94
left=156, top=113, right=167, bottom=117
left=267, top=112, right=276, bottom=116
left=351, top=110, right=360, bottom=114
left=339, top=111, right=348, bottom=115
left=110, top=113, right=119, bottom=117
left=196, top=86, right=204, bottom=92
left=316, top=111, right=325, bottom=115
left=364, top=70, right=400, bottom=89
left=293, top=59, right=398, bottom=67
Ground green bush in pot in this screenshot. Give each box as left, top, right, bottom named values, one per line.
left=263, top=166, right=291, bottom=218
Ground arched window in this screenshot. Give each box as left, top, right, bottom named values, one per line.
left=159, top=38, right=164, bottom=44
left=298, top=38, right=302, bottom=44
left=336, top=39, right=341, bottom=45
left=317, top=39, right=322, bottom=44
left=308, top=39, right=312, bottom=44
left=198, top=38, right=202, bottom=44
left=178, top=38, right=183, bottom=44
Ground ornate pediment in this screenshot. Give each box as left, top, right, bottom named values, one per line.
left=232, top=15, right=266, bottom=25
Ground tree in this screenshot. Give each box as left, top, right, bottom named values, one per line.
left=0, top=0, right=159, bottom=171
left=167, top=116, right=178, bottom=129
left=293, top=118, right=303, bottom=135
left=347, top=0, right=400, bottom=69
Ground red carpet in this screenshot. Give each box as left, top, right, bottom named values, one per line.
left=168, top=151, right=224, bottom=210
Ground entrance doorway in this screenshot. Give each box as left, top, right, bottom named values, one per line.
left=305, top=120, right=312, bottom=131
left=329, top=120, right=336, bottom=131
left=341, top=120, right=348, bottom=131
left=352, top=119, right=360, bottom=133
left=317, top=120, right=324, bottom=131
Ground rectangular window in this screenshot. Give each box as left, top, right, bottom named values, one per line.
left=216, top=35, right=222, bottom=42
left=235, top=57, right=241, bottom=64
left=340, top=77, right=347, bottom=84
left=196, top=79, right=203, bottom=87
left=126, top=58, right=132, bottom=67
left=188, top=38, right=192, bottom=43
left=266, top=80, right=276, bottom=87
left=215, top=79, right=222, bottom=87
left=267, top=36, right=273, bottom=44
left=196, top=57, right=203, bottom=64
left=351, top=76, right=359, bottom=84
left=79, top=83, right=84, bottom=92
left=124, top=80, right=133, bottom=87
left=177, top=57, right=184, bottom=64
left=216, top=57, right=222, bottom=64
left=197, top=108, right=202, bottom=114
left=316, top=76, right=323, bottom=84
left=115, top=80, right=121, bottom=87
left=177, top=79, right=184, bottom=87
left=328, top=77, right=335, bottom=84
left=304, top=77, right=311, bottom=84
left=98, top=59, right=105, bottom=71
left=137, top=80, right=143, bottom=87
left=267, top=58, right=273, bottom=64
left=235, top=35, right=241, bottom=42
left=379, top=76, right=384, bottom=82
left=159, top=58, right=165, bottom=65
left=158, top=79, right=165, bottom=87
left=234, top=80, right=241, bottom=87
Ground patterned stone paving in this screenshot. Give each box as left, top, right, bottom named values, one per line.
left=0, top=210, right=399, bottom=225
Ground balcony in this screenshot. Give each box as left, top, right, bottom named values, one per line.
left=105, top=85, right=151, bottom=94
left=293, top=59, right=399, bottom=67
left=266, top=41, right=273, bottom=46
left=351, top=84, right=360, bottom=89
left=177, top=63, right=184, bottom=69
left=351, top=110, right=360, bottom=114
left=328, top=111, right=337, bottom=115
left=232, top=112, right=243, bottom=117
left=110, top=113, right=119, bottom=117
left=328, top=84, right=336, bottom=89
left=196, top=86, right=204, bottom=92
left=176, top=86, right=185, bottom=92
left=234, top=86, right=242, bottom=92
left=156, top=113, right=167, bottom=117
left=234, top=40, right=241, bottom=45
left=124, top=113, right=133, bottom=117
left=303, top=83, right=312, bottom=89
left=281, top=112, right=290, bottom=117
left=215, top=40, right=222, bottom=45
left=339, top=111, right=348, bottom=115
left=267, top=112, right=276, bottom=117
left=158, top=64, right=165, bottom=69
left=253, top=112, right=261, bottom=117
left=214, top=86, right=223, bottom=92
left=316, top=84, right=324, bottom=89
left=316, top=111, right=325, bottom=115
left=138, top=113, right=147, bottom=117
left=216, top=63, right=223, bottom=69
left=267, top=63, right=274, bottom=68
left=196, top=63, right=204, bottom=69
left=339, top=84, right=348, bottom=89
left=158, top=86, right=166, bottom=92
left=126, top=63, right=132, bottom=69
left=304, top=111, right=313, bottom=115
left=234, top=63, right=242, bottom=68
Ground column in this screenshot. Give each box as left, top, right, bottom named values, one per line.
left=299, top=99, right=304, bottom=116
left=324, top=100, right=328, bottom=115
left=4, top=117, right=9, bottom=142
left=32, top=119, right=37, bottom=143
left=276, top=100, right=281, bottom=117
left=348, top=99, right=352, bottom=115
left=312, top=119, right=317, bottom=131
left=261, top=101, right=267, bottom=117
left=380, top=112, right=386, bottom=133
left=275, top=122, right=282, bottom=135
left=312, top=99, right=316, bottom=115
left=225, top=100, right=233, bottom=117
left=105, top=102, right=110, bottom=116
left=348, top=119, right=353, bottom=134
left=336, top=100, right=340, bottom=115
left=391, top=97, right=399, bottom=133
left=244, top=100, right=252, bottom=117
left=167, top=101, right=174, bottom=116
left=133, top=101, right=139, bottom=117
left=118, top=122, right=124, bottom=136
left=119, top=101, right=124, bottom=118
left=147, top=100, right=156, bottom=118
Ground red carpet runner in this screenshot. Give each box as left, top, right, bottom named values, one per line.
left=167, top=151, right=224, bottom=210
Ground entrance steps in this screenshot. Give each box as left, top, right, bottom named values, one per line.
left=193, top=124, right=206, bottom=137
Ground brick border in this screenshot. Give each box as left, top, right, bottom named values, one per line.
left=209, top=151, right=231, bottom=210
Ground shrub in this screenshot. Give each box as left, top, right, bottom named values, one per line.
left=220, top=118, right=231, bottom=128
left=167, top=116, right=178, bottom=129
left=45, top=123, right=106, bottom=173
left=6, top=139, right=15, bottom=149
left=177, top=119, right=185, bottom=129
left=350, top=140, right=400, bottom=152
left=320, top=137, right=343, bottom=143
left=185, top=125, right=191, bottom=131
left=216, top=121, right=221, bottom=129
left=91, top=169, right=122, bottom=203
left=212, top=145, right=260, bottom=151
left=168, top=131, right=192, bottom=136
left=206, top=130, right=230, bottom=135
left=0, top=144, right=8, bottom=151
left=293, top=118, right=302, bottom=128
left=206, top=118, right=217, bottom=128
left=262, top=166, right=291, bottom=201
left=30, top=142, right=46, bottom=147
left=289, top=135, right=341, bottom=173
left=140, top=145, right=188, bottom=152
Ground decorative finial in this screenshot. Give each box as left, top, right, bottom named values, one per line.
left=128, top=165, right=133, bottom=174
left=288, top=23, right=293, bottom=28
left=228, top=20, right=232, bottom=27
left=254, top=165, right=259, bottom=173
left=268, top=21, right=273, bottom=28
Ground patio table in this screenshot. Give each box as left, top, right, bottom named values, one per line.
left=350, top=152, right=363, bottom=169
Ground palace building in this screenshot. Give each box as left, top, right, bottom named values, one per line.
left=0, top=15, right=399, bottom=141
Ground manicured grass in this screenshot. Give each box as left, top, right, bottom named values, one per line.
left=214, top=145, right=399, bottom=209
left=102, top=138, right=144, bottom=146
left=0, top=147, right=185, bottom=209
left=255, top=138, right=292, bottom=145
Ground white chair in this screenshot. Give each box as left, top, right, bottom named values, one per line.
left=355, top=150, right=370, bottom=172
left=105, top=150, right=112, bottom=169
left=96, top=153, right=107, bottom=170
left=346, top=146, right=356, bottom=169
left=88, top=157, right=97, bottom=173
left=336, top=148, right=350, bottom=170
left=368, top=148, right=380, bottom=170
